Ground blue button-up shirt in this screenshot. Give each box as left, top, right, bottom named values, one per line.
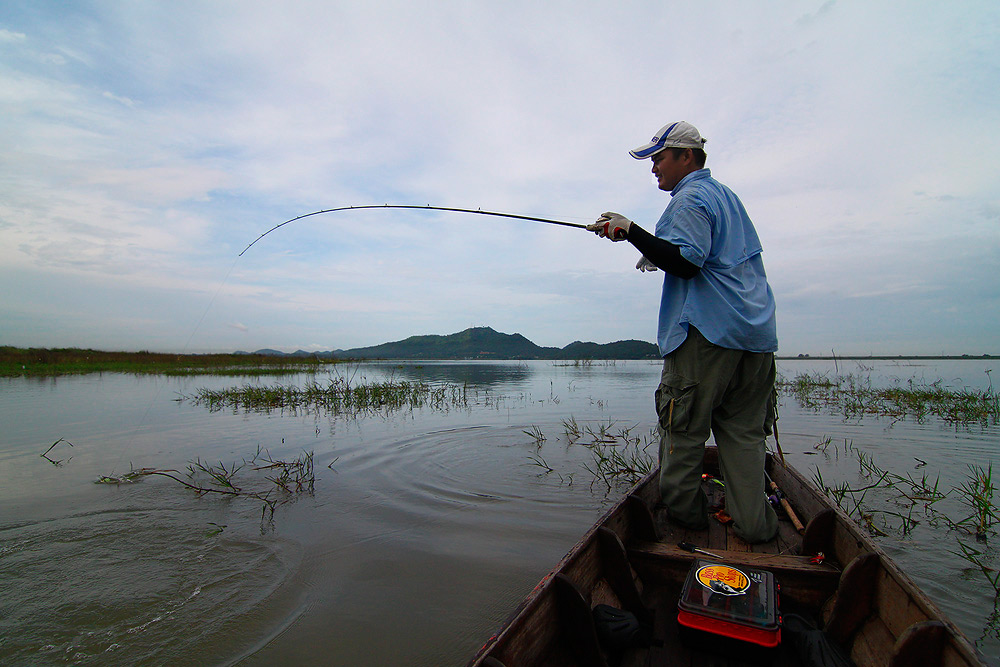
left=655, top=169, right=778, bottom=356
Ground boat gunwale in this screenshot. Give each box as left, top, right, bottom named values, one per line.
left=769, top=454, right=984, bottom=664
left=467, top=468, right=659, bottom=664
left=467, top=448, right=987, bottom=666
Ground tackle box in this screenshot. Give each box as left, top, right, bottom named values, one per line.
left=677, top=558, right=781, bottom=660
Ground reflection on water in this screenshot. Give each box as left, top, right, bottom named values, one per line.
left=360, top=360, right=535, bottom=386
left=1, top=359, right=998, bottom=665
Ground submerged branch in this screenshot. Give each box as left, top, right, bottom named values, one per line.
left=95, top=449, right=321, bottom=521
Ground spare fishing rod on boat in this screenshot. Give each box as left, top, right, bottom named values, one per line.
left=239, top=204, right=591, bottom=256
left=765, top=471, right=805, bottom=534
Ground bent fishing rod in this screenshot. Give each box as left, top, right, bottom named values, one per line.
left=239, top=204, right=589, bottom=256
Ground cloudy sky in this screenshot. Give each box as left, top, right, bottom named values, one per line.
left=2, top=1, right=997, bottom=356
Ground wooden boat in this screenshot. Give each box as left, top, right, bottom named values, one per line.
left=467, top=447, right=986, bottom=666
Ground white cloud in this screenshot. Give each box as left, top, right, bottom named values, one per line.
left=0, top=28, right=26, bottom=42
left=102, top=90, right=136, bottom=107
left=0, top=1, right=997, bottom=354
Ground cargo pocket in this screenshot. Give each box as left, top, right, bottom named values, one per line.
left=655, top=371, right=698, bottom=435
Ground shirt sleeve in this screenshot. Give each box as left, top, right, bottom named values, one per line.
left=626, top=224, right=701, bottom=279
left=662, top=201, right=712, bottom=268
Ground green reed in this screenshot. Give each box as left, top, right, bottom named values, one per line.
left=583, top=424, right=657, bottom=490
left=96, top=446, right=319, bottom=523
left=811, top=440, right=958, bottom=536
left=528, top=416, right=657, bottom=489
left=953, top=463, right=1000, bottom=540
left=811, top=438, right=1000, bottom=595
left=952, top=541, right=1000, bottom=595
left=522, top=425, right=546, bottom=446
left=187, top=377, right=475, bottom=416
left=778, top=370, right=999, bottom=426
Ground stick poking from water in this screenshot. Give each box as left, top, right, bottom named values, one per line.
left=40, top=438, right=73, bottom=466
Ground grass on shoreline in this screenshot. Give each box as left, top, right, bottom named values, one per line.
left=0, top=346, right=341, bottom=377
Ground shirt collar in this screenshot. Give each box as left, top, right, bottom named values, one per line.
left=671, top=168, right=711, bottom=196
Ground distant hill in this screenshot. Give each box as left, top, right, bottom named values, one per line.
left=247, top=327, right=660, bottom=360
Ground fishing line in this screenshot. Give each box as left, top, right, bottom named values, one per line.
left=112, top=205, right=583, bottom=470
left=239, top=204, right=589, bottom=256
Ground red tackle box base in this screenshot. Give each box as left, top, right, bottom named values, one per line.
left=676, top=558, right=782, bottom=664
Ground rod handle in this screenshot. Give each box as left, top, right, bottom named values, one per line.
left=769, top=481, right=806, bottom=533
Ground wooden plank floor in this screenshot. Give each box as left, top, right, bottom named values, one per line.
left=652, top=479, right=805, bottom=557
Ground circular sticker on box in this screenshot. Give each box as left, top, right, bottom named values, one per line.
left=696, top=564, right=750, bottom=595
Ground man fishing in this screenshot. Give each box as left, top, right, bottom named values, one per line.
left=587, top=120, right=779, bottom=544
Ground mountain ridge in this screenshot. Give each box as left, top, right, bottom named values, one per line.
left=239, top=326, right=660, bottom=360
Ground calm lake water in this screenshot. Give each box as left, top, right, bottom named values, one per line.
left=1, top=358, right=997, bottom=665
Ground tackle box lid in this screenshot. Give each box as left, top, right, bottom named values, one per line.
left=677, top=558, right=780, bottom=632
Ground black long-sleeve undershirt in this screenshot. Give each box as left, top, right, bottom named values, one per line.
left=626, top=224, right=701, bottom=279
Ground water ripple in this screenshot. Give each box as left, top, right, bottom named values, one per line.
left=0, top=506, right=300, bottom=665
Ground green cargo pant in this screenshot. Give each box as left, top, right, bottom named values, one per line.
left=655, top=326, right=778, bottom=544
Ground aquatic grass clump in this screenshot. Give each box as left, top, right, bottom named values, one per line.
left=187, top=458, right=244, bottom=492
left=253, top=448, right=315, bottom=494
left=811, top=460, right=893, bottom=537
left=522, top=425, right=546, bottom=446
left=812, top=440, right=951, bottom=536
left=778, top=370, right=1000, bottom=426
left=561, top=416, right=580, bottom=435
left=811, top=440, right=1000, bottom=593
left=578, top=420, right=656, bottom=489
left=96, top=447, right=320, bottom=522
left=187, top=377, right=474, bottom=417
left=953, top=463, right=1000, bottom=540
left=585, top=437, right=656, bottom=489
left=525, top=418, right=656, bottom=489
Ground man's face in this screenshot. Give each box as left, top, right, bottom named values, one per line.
left=651, top=149, right=693, bottom=192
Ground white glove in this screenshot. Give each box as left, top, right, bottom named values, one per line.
left=586, top=212, right=631, bottom=241
left=636, top=256, right=659, bottom=272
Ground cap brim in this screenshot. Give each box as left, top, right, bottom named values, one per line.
left=629, top=143, right=664, bottom=159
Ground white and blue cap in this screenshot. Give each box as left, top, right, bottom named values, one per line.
left=629, top=121, right=707, bottom=159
